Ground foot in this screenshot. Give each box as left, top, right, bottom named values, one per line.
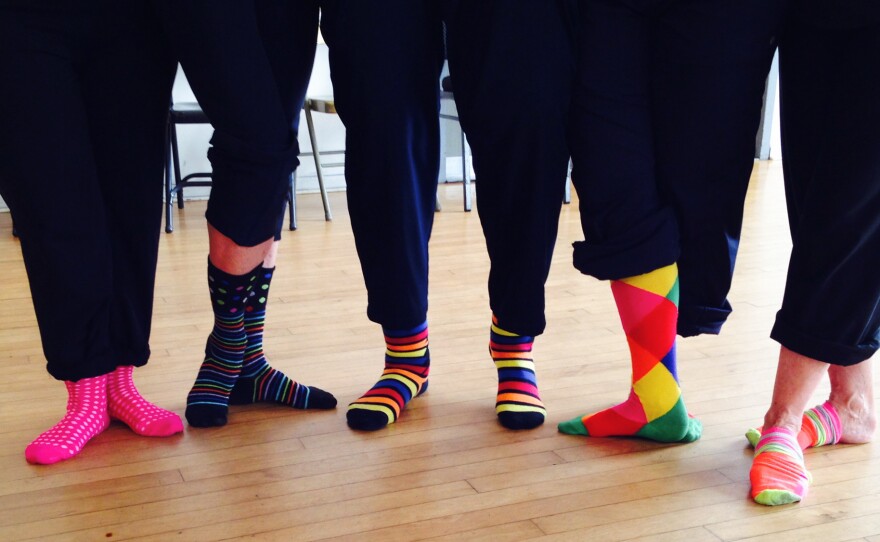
left=347, top=323, right=430, bottom=431
left=229, top=362, right=336, bottom=409
left=750, top=426, right=810, bottom=506
left=108, top=366, right=183, bottom=437
left=25, top=376, right=110, bottom=465
left=490, top=318, right=545, bottom=430
left=558, top=391, right=702, bottom=443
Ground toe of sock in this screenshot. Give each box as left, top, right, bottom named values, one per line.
left=303, top=386, right=337, bottom=410
left=753, top=488, right=802, bottom=506
left=679, top=418, right=703, bottom=443
left=347, top=408, right=391, bottom=431
left=25, top=444, right=71, bottom=465
left=557, top=416, right=589, bottom=436
left=185, top=405, right=228, bottom=428
left=498, top=411, right=545, bottom=430
left=745, top=427, right=761, bottom=448
left=143, top=415, right=185, bottom=437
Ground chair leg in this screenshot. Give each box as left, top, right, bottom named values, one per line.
left=305, top=104, right=333, bottom=221
left=564, top=159, right=572, bottom=204
left=164, top=119, right=175, bottom=233
left=461, top=131, right=472, bottom=212
left=288, top=171, right=297, bottom=231
left=171, top=126, right=185, bottom=210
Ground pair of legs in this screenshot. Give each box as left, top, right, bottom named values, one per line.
left=0, top=1, right=183, bottom=464
left=749, top=12, right=880, bottom=505
left=443, top=0, right=576, bottom=429
left=155, top=1, right=336, bottom=427
left=558, top=0, right=786, bottom=441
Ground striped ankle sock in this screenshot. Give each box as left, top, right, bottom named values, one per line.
left=558, top=264, right=702, bottom=442
left=185, top=260, right=256, bottom=428
left=491, top=317, right=546, bottom=430
left=746, top=401, right=842, bottom=449
left=750, top=426, right=811, bottom=505
left=347, top=321, right=430, bottom=431
left=229, top=266, right=336, bottom=409
left=25, top=375, right=110, bottom=465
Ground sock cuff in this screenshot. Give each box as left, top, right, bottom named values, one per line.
left=806, top=401, right=842, bottom=446
left=208, top=258, right=262, bottom=286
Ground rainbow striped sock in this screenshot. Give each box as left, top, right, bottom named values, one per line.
left=347, top=321, right=430, bottom=431
left=558, top=264, right=701, bottom=442
left=491, top=317, right=546, bottom=430
left=229, top=266, right=336, bottom=409
left=750, top=426, right=811, bottom=505
left=745, top=401, right=842, bottom=449
left=185, top=260, right=256, bottom=427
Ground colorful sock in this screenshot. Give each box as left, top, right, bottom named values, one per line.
left=347, top=321, right=430, bottom=431
left=185, top=260, right=256, bottom=428
left=750, top=426, right=811, bottom=505
left=25, top=375, right=110, bottom=465
left=229, top=266, right=336, bottom=409
left=108, top=365, right=183, bottom=437
left=491, top=317, right=546, bottom=430
left=558, top=263, right=702, bottom=442
left=745, top=401, right=842, bottom=449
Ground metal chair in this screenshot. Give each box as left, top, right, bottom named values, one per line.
left=164, top=101, right=330, bottom=233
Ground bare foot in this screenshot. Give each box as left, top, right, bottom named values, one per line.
left=829, top=396, right=876, bottom=444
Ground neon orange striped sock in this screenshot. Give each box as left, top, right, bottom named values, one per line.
left=558, top=264, right=701, bottom=442
left=347, top=322, right=430, bottom=431
left=745, top=401, right=842, bottom=449
left=750, top=426, right=811, bottom=505
left=491, top=317, right=546, bottom=430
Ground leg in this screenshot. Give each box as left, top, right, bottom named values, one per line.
left=750, top=16, right=880, bottom=506
left=444, top=0, right=575, bottom=429
left=651, top=0, right=788, bottom=336
left=320, top=0, right=443, bottom=430
left=154, top=1, right=303, bottom=425
left=558, top=0, right=696, bottom=442
left=82, top=1, right=182, bottom=437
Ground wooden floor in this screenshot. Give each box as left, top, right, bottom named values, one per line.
left=0, top=160, right=878, bottom=541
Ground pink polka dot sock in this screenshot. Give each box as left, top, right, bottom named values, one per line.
left=108, top=366, right=183, bottom=437
left=25, top=375, right=110, bottom=465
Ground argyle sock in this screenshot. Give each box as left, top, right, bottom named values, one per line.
left=25, top=375, right=110, bottom=465
left=185, top=260, right=257, bottom=427
left=558, top=263, right=702, bottom=442
left=746, top=401, right=842, bottom=449
left=491, top=317, right=546, bottom=430
left=347, top=321, right=430, bottom=431
left=750, top=426, right=811, bottom=505
left=229, top=266, right=336, bottom=409
left=107, top=365, right=183, bottom=437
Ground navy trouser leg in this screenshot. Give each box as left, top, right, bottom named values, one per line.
left=771, top=19, right=880, bottom=365
left=155, top=0, right=299, bottom=247
left=255, top=0, right=321, bottom=239
left=651, top=0, right=788, bottom=336
left=570, top=0, right=679, bottom=282
left=0, top=2, right=174, bottom=381
left=444, top=0, right=575, bottom=336
left=320, top=1, right=444, bottom=329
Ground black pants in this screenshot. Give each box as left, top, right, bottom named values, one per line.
left=771, top=17, right=880, bottom=365
left=258, top=0, right=444, bottom=329
left=444, top=0, right=576, bottom=336
left=573, top=0, right=788, bottom=336
left=155, top=0, right=300, bottom=248
left=0, top=1, right=175, bottom=381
